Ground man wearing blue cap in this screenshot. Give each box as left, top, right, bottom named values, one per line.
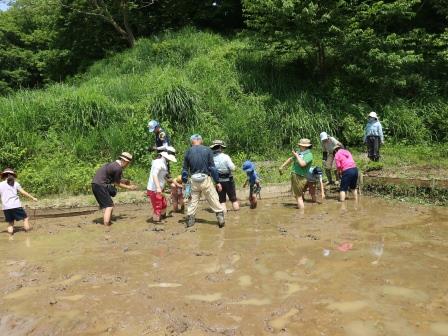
left=148, top=120, right=171, bottom=153
left=182, top=134, right=225, bottom=228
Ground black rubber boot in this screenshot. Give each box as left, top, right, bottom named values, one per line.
left=216, top=212, right=225, bottom=228
left=186, top=215, right=195, bottom=228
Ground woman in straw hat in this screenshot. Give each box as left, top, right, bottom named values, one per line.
left=363, top=111, right=384, bottom=161
left=279, top=139, right=314, bottom=210
left=147, top=148, right=177, bottom=222
left=0, top=168, right=38, bottom=236
left=92, top=152, right=137, bottom=226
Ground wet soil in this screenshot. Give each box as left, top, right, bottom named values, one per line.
left=1, top=197, right=448, bottom=335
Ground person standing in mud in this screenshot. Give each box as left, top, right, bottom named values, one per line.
left=147, top=149, right=177, bottom=222
left=0, top=168, right=38, bottom=236
left=320, top=132, right=343, bottom=185
left=279, top=139, right=313, bottom=210
left=182, top=134, right=225, bottom=228
left=364, top=111, right=384, bottom=161
left=334, top=146, right=359, bottom=202
left=148, top=120, right=171, bottom=153
left=210, top=140, right=239, bottom=213
left=92, top=152, right=137, bottom=226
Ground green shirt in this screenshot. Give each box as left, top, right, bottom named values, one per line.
left=292, top=149, right=313, bottom=176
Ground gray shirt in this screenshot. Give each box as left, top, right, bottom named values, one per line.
left=213, top=152, right=236, bottom=182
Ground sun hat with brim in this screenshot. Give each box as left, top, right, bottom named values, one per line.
left=190, top=134, right=202, bottom=142
left=210, top=140, right=227, bottom=149
left=368, top=111, right=378, bottom=119
left=1, top=168, right=16, bottom=177
left=298, top=138, right=312, bottom=147
left=119, top=152, right=133, bottom=162
left=320, top=132, right=329, bottom=141
left=242, top=160, right=255, bottom=172
left=147, top=120, right=159, bottom=133
left=160, top=151, right=177, bottom=163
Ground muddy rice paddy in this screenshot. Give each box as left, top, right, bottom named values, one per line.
left=1, top=195, right=448, bottom=335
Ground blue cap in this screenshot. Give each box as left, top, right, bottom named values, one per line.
left=190, top=134, right=202, bottom=142
left=148, top=120, right=159, bottom=133
left=242, top=160, right=255, bottom=172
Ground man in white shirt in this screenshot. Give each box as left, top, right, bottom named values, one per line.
left=210, top=140, right=239, bottom=213
left=147, top=150, right=177, bottom=222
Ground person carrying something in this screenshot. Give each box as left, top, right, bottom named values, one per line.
left=279, top=138, right=313, bottom=210
left=0, top=168, right=38, bottom=236
left=211, top=140, right=239, bottom=213
left=305, top=166, right=325, bottom=203
left=363, top=111, right=384, bottom=162
left=319, top=132, right=343, bottom=185
left=147, top=149, right=177, bottom=222
left=148, top=120, right=171, bottom=153
left=92, top=152, right=137, bottom=226
left=334, top=146, right=359, bottom=202
left=242, top=160, right=261, bottom=209
left=182, top=134, right=225, bottom=228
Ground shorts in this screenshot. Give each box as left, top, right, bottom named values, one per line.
left=218, top=179, right=237, bottom=203
left=340, top=168, right=358, bottom=192
left=92, top=183, right=114, bottom=209
left=291, top=173, right=307, bottom=197
left=3, top=207, right=28, bottom=222
left=147, top=190, right=168, bottom=216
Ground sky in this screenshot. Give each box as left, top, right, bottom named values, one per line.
left=0, top=1, right=10, bottom=11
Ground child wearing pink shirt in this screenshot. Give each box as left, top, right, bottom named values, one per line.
left=334, top=147, right=358, bottom=202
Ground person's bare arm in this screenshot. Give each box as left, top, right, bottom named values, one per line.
left=18, top=188, right=38, bottom=201
left=292, top=151, right=307, bottom=167
left=279, top=157, right=292, bottom=173
left=117, top=182, right=137, bottom=190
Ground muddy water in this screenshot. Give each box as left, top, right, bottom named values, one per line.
left=1, top=197, right=447, bottom=335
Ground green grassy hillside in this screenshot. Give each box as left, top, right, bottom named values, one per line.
left=0, top=28, right=447, bottom=195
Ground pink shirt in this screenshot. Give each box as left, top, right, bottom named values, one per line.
left=335, top=149, right=357, bottom=172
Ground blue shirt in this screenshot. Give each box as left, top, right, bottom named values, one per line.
left=182, top=145, right=218, bottom=183
left=364, top=120, right=384, bottom=142
left=246, top=170, right=259, bottom=185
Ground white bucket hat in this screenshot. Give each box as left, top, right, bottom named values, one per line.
left=119, top=152, right=133, bottom=162
left=320, top=132, right=329, bottom=141
left=160, top=151, right=177, bottom=162
left=368, top=111, right=378, bottom=119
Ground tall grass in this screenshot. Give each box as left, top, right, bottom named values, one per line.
left=0, top=27, right=447, bottom=195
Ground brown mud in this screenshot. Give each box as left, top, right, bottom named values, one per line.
left=1, top=196, right=448, bottom=335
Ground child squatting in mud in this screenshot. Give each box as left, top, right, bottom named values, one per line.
left=0, top=168, right=38, bottom=236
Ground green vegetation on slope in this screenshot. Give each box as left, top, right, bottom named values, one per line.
left=0, top=28, right=447, bottom=195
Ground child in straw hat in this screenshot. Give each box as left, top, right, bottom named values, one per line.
left=0, top=168, right=38, bottom=236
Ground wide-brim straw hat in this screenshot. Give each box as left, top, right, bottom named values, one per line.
left=119, top=152, right=133, bottom=162
left=160, top=151, right=177, bottom=162
left=210, top=140, right=227, bottom=149
left=1, top=168, right=16, bottom=177
left=368, top=111, right=378, bottom=119
left=298, top=138, right=312, bottom=147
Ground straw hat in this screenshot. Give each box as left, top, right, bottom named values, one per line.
left=210, top=140, right=227, bottom=149
left=368, top=111, right=378, bottom=119
left=160, top=151, right=177, bottom=162
left=1, top=168, right=16, bottom=178
left=298, top=138, right=312, bottom=147
left=119, top=152, right=133, bottom=162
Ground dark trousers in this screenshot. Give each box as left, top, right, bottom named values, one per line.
left=366, top=135, right=381, bottom=161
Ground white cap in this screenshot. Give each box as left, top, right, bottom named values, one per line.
left=320, top=132, right=329, bottom=141
left=160, top=151, right=177, bottom=163
left=368, top=111, right=378, bottom=119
